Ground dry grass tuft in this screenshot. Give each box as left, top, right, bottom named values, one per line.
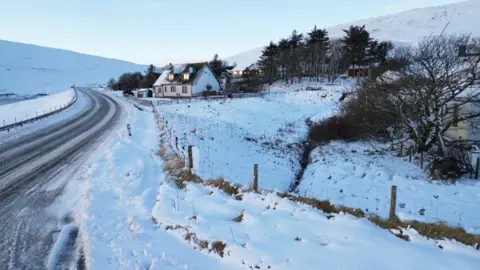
left=405, top=220, right=480, bottom=248
left=232, top=211, right=244, bottom=223
left=278, top=193, right=337, bottom=214
left=206, top=178, right=241, bottom=197
left=210, top=241, right=227, bottom=257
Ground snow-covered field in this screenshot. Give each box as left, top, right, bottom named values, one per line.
left=298, top=141, right=480, bottom=234
left=157, top=80, right=349, bottom=191
left=71, top=91, right=480, bottom=269
left=0, top=39, right=145, bottom=96
left=157, top=79, right=480, bottom=233
left=0, top=88, right=76, bottom=128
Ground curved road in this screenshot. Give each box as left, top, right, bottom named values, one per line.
left=0, top=89, right=122, bottom=269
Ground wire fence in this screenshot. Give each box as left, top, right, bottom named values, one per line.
left=144, top=97, right=480, bottom=232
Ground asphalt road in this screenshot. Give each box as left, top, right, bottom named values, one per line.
left=0, top=89, right=122, bottom=269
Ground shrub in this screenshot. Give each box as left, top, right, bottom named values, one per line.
left=309, top=79, right=401, bottom=144
left=309, top=115, right=363, bottom=144
left=428, top=157, right=463, bottom=181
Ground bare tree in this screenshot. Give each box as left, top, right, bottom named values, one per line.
left=374, top=34, right=480, bottom=154
left=326, top=39, right=348, bottom=82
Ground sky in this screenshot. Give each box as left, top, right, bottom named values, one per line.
left=0, top=0, right=464, bottom=65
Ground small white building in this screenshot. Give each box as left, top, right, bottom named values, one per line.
left=152, top=62, right=220, bottom=98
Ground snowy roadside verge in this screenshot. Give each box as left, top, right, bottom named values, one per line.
left=153, top=108, right=480, bottom=269
left=0, top=88, right=77, bottom=131
left=75, top=92, right=232, bottom=269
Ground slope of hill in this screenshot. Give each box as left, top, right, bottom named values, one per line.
left=0, top=39, right=145, bottom=96
left=226, top=0, right=480, bottom=70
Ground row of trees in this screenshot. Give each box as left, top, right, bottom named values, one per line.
left=311, top=33, right=480, bottom=165
left=108, top=64, right=160, bottom=92
left=257, top=25, right=393, bottom=84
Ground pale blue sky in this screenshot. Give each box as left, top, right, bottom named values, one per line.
left=0, top=0, right=462, bottom=65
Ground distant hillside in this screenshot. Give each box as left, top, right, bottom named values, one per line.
left=226, top=0, right=480, bottom=70
left=0, top=39, right=146, bottom=96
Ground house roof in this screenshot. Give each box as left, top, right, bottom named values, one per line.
left=152, top=62, right=212, bottom=86
left=153, top=69, right=172, bottom=86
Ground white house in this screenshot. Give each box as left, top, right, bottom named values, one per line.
left=152, top=62, right=220, bottom=98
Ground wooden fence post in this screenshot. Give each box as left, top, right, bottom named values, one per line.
left=409, top=149, right=412, bottom=163
left=253, top=164, right=259, bottom=192
left=188, top=145, right=194, bottom=171
left=400, top=142, right=403, bottom=156
left=420, top=152, right=424, bottom=169
left=389, top=185, right=397, bottom=223
left=475, top=158, right=480, bottom=179
left=175, top=137, right=179, bottom=150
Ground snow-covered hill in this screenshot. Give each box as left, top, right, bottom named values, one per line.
left=0, top=39, right=145, bottom=96
left=226, top=0, right=480, bottom=70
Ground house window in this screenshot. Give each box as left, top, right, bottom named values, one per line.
left=183, top=73, right=190, bottom=80
left=182, top=86, right=188, bottom=94
left=171, top=86, right=176, bottom=92
left=453, top=104, right=459, bottom=127
left=169, top=74, right=174, bottom=81
left=164, top=86, right=167, bottom=92
left=206, top=84, right=212, bottom=91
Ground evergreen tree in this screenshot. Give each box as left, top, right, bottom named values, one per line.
left=209, top=54, right=226, bottom=77
left=341, top=25, right=372, bottom=68
left=141, top=64, right=160, bottom=88
left=257, top=41, right=279, bottom=84
left=277, top=38, right=290, bottom=82
left=288, top=30, right=304, bottom=83
left=306, top=26, right=330, bottom=80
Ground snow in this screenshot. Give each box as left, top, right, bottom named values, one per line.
left=297, top=141, right=480, bottom=234
left=0, top=39, right=145, bottom=96
left=152, top=181, right=480, bottom=270
left=153, top=70, right=172, bottom=86
left=72, top=89, right=480, bottom=269
left=46, top=224, right=78, bottom=270
left=157, top=80, right=347, bottom=191
left=0, top=89, right=90, bottom=144
left=0, top=88, right=76, bottom=128
left=226, top=0, right=480, bottom=71
left=77, top=93, right=232, bottom=269
left=158, top=78, right=480, bottom=233
left=173, top=64, right=187, bottom=74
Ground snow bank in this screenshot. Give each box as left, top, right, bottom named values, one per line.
left=158, top=82, right=344, bottom=191
left=0, top=88, right=76, bottom=128
left=46, top=224, right=78, bottom=270
left=0, top=90, right=90, bottom=143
